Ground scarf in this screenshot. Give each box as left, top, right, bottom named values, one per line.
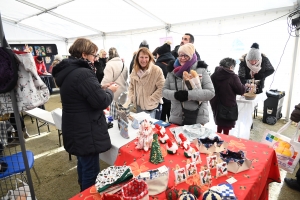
left=79, top=57, right=96, bottom=73
left=173, top=53, right=197, bottom=77
left=137, top=69, right=146, bottom=78
left=245, top=54, right=262, bottom=78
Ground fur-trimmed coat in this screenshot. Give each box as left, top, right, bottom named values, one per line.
left=128, top=63, right=165, bottom=111
left=238, top=54, right=274, bottom=93
left=163, top=60, right=215, bottom=125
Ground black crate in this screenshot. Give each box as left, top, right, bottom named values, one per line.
left=263, top=90, right=285, bottom=125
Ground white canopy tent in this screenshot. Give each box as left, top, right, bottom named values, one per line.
left=1, top=0, right=300, bottom=120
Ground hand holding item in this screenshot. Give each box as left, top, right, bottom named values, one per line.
left=174, top=90, right=188, bottom=102
left=108, top=83, right=119, bottom=93
left=101, top=82, right=115, bottom=89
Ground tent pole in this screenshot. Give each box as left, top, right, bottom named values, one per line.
left=285, top=29, right=299, bottom=121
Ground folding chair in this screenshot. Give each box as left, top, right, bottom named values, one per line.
left=51, top=108, right=72, bottom=161
left=0, top=150, right=40, bottom=184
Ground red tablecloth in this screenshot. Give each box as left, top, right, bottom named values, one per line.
left=70, top=126, right=281, bottom=200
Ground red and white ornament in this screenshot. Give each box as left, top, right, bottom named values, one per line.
left=166, top=139, right=178, bottom=154
left=155, top=124, right=169, bottom=144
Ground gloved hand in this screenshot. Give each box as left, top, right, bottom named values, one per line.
left=174, top=90, right=188, bottom=102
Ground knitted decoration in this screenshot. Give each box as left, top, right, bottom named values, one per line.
left=178, top=191, right=197, bottom=200
left=149, top=134, right=164, bottom=164
left=155, top=124, right=169, bottom=144
left=188, top=184, right=202, bottom=198
left=202, top=189, right=222, bottom=200
left=165, top=187, right=179, bottom=200
left=166, top=139, right=178, bottom=154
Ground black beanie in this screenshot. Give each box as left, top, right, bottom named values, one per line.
left=37, top=56, right=43, bottom=61
left=157, top=41, right=171, bottom=55
left=139, top=40, right=149, bottom=49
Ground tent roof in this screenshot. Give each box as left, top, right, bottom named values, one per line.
left=0, top=0, right=296, bottom=40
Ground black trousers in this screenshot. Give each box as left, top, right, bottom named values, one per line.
left=161, top=100, right=171, bottom=121
left=296, top=166, right=300, bottom=184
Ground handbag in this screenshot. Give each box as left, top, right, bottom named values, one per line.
left=261, top=121, right=300, bottom=173
left=217, top=102, right=238, bottom=121
left=174, top=77, right=200, bottom=125
left=136, top=165, right=169, bottom=195
left=0, top=20, right=19, bottom=94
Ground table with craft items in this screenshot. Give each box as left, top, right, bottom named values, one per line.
left=71, top=125, right=281, bottom=200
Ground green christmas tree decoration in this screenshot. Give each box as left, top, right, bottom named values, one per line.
left=149, top=134, right=164, bottom=164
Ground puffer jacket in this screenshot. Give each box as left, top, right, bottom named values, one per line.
left=52, top=57, right=113, bottom=156
left=163, top=60, right=215, bottom=125
left=128, top=63, right=165, bottom=110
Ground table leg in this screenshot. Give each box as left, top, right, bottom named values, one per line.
left=35, top=118, right=40, bottom=135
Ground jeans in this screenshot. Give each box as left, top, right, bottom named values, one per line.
left=77, top=154, right=100, bottom=191
left=137, top=106, right=156, bottom=119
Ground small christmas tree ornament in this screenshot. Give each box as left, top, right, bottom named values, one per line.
left=188, top=185, right=202, bottom=198
left=165, top=187, right=179, bottom=200
left=166, top=139, right=178, bottom=154
left=149, top=134, right=164, bottom=164
left=178, top=191, right=197, bottom=200
left=155, top=124, right=169, bottom=143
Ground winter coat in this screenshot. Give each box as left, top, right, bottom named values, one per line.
left=156, top=52, right=175, bottom=104
left=52, top=58, right=113, bottom=156
left=95, top=58, right=106, bottom=83
left=163, top=60, right=215, bottom=125
left=34, top=56, right=47, bottom=75
left=101, top=57, right=128, bottom=104
left=171, top=45, right=201, bottom=61
left=155, top=52, right=175, bottom=78
left=210, top=66, right=246, bottom=128
left=129, top=53, right=137, bottom=74
left=238, top=54, right=274, bottom=94
left=128, top=63, right=165, bottom=111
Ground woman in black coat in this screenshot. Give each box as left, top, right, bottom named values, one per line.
left=155, top=41, right=175, bottom=121
left=52, top=38, right=118, bottom=191
left=238, top=43, right=274, bottom=94
left=210, top=58, right=246, bottom=135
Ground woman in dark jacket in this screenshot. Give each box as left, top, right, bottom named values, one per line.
left=52, top=38, right=118, bottom=191
left=238, top=43, right=274, bottom=94
left=155, top=41, right=175, bottom=121
left=94, top=49, right=107, bottom=83
left=210, top=58, right=246, bottom=135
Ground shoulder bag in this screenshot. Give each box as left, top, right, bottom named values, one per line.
left=174, top=77, right=200, bottom=125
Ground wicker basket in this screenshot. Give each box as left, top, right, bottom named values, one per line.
left=0, top=113, right=10, bottom=121
left=244, top=93, right=256, bottom=100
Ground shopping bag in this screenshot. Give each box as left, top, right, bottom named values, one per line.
left=261, top=121, right=300, bottom=173
left=136, top=165, right=169, bottom=195
left=1, top=178, right=36, bottom=200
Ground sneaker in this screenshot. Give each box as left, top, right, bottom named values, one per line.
left=284, top=178, right=300, bottom=192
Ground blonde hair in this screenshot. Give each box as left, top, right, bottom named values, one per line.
left=69, top=38, right=98, bottom=58
left=134, top=47, right=155, bottom=72
left=99, top=49, right=107, bottom=58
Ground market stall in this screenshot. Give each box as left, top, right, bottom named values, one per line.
left=70, top=122, right=280, bottom=200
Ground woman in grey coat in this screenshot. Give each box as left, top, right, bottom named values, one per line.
left=162, top=43, right=215, bottom=125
